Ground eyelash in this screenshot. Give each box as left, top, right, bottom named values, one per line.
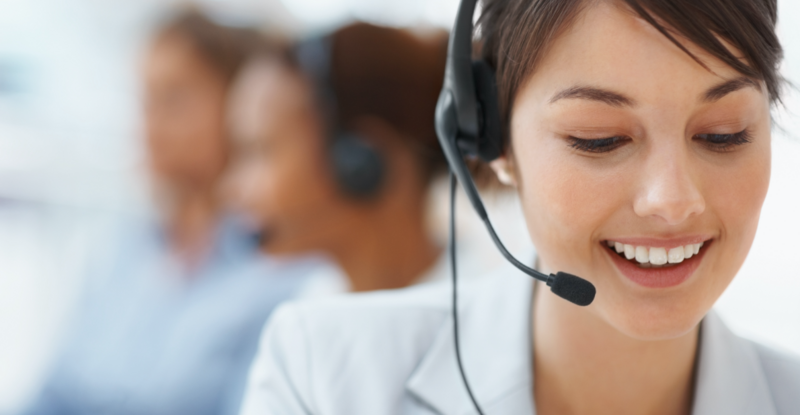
left=694, top=130, right=752, bottom=152
left=568, top=136, right=628, bottom=153
left=568, top=129, right=752, bottom=154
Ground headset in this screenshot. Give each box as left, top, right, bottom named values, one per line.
left=435, top=0, right=597, bottom=412
left=294, top=36, right=386, bottom=200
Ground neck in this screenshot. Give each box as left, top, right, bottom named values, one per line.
left=329, top=205, right=440, bottom=292
left=162, top=185, right=219, bottom=268
left=533, top=284, right=698, bottom=415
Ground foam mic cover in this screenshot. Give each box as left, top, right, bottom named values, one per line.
left=547, top=272, right=596, bottom=306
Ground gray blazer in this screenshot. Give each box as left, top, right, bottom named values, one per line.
left=240, top=268, right=800, bottom=415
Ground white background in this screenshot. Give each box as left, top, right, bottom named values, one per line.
left=0, top=0, right=798, bottom=413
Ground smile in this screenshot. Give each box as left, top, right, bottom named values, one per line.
left=605, top=240, right=705, bottom=268
left=602, top=238, right=712, bottom=288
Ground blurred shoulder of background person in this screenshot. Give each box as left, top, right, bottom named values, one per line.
left=227, top=22, right=499, bottom=298
left=18, top=8, right=324, bottom=415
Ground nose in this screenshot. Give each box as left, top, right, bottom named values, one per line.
left=632, top=142, right=706, bottom=225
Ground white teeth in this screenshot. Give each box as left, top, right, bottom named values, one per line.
left=607, top=240, right=708, bottom=266
left=649, top=247, right=667, bottom=265
left=635, top=246, right=649, bottom=263
left=624, top=244, right=635, bottom=260
left=668, top=247, right=685, bottom=264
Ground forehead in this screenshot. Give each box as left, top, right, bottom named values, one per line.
left=146, top=35, right=202, bottom=72
left=228, top=59, right=314, bottom=142
left=520, top=1, right=755, bottom=106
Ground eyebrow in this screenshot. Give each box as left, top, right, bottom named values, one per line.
left=549, top=76, right=760, bottom=108
left=549, top=86, right=635, bottom=107
left=703, top=77, right=760, bottom=102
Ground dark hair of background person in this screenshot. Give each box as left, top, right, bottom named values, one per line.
left=478, top=0, right=784, bottom=150
left=320, top=23, right=449, bottom=183
left=154, top=8, right=286, bottom=88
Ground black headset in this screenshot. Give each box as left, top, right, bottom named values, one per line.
left=294, top=36, right=386, bottom=200
left=436, top=0, right=597, bottom=412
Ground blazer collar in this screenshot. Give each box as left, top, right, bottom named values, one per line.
left=406, top=270, right=777, bottom=415
left=406, top=268, right=536, bottom=415
left=691, top=311, right=777, bottom=415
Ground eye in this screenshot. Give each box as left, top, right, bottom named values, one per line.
left=568, top=136, right=629, bottom=154
left=694, top=129, right=752, bottom=152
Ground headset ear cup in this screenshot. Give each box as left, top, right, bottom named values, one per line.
left=472, top=60, right=503, bottom=162
left=330, top=134, right=386, bottom=199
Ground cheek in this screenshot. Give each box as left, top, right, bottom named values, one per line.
left=192, top=102, right=227, bottom=157
left=514, top=138, right=625, bottom=272
left=235, top=163, right=275, bottom=212
left=155, top=100, right=227, bottom=174
left=256, top=147, right=340, bottom=221
left=704, top=139, right=771, bottom=273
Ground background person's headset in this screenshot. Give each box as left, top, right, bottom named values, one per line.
left=294, top=36, right=387, bottom=199
left=435, top=0, right=597, bottom=412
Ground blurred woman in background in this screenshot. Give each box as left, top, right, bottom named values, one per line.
left=21, top=10, right=320, bottom=415
left=227, top=23, right=452, bottom=295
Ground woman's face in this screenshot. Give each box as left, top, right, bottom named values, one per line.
left=144, top=35, right=228, bottom=188
left=226, top=60, right=357, bottom=254
left=503, top=2, right=771, bottom=339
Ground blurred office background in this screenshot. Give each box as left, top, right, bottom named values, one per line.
left=0, top=0, right=798, bottom=413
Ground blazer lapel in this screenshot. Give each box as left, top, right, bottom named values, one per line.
left=692, top=311, right=778, bottom=415
left=406, top=269, right=536, bottom=415
left=405, top=267, right=778, bottom=415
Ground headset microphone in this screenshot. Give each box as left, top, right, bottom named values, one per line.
left=436, top=0, right=596, bottom=308
left=437, top=0, right=596, bottom=412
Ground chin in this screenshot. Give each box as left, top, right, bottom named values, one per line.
left=589, top=272, right=720, bottom=341
left=601, top=299, right=708, bottom=341
left=589, top=241, right=742, bottom=342
left=261, top=234, right=324, bottom=259
left=262, top=242, right=304, bottom=256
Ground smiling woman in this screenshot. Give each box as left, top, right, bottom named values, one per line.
left=239, top=0, right=799, bottom=414
left=497, top=0, right=774, bottom=342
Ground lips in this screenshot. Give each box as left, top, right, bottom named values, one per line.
left=603, top=239, right=711, bottom=288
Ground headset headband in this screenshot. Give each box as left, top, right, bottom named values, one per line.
left=443, top=0, right=480, bottom=140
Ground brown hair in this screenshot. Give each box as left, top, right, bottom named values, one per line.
left=327, top=23, right=449, bottom=181
left=154, top=9, right=284, bottom=87
left=478, top=0, right=784, bottom=145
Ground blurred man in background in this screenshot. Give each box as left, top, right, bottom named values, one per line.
left=20, top=10, right=320, bottom=415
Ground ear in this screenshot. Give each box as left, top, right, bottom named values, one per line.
left=489, top=156, right=517, bottom=187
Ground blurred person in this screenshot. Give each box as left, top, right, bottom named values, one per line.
left=227, top=23, right=452, bottom=295
left=240, top=0, right=800, bottom=414
left=20, top=10, right=321, bottom=415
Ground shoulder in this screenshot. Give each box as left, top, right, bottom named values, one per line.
left=752, top=341, right=800, bottom=411
left=241, top=280, right=454, bottom=414
left=265, top=268, right=518, bottom=349
left=241, top=269, right=526, bottom=414
left=266, top=279, right=454, bottom=355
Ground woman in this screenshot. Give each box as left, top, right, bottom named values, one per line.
left=241, top=1, right=800, bottom=414
left=21, top=11, right=320, bottom=415
left=226, top=23, right=455, bottom=294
